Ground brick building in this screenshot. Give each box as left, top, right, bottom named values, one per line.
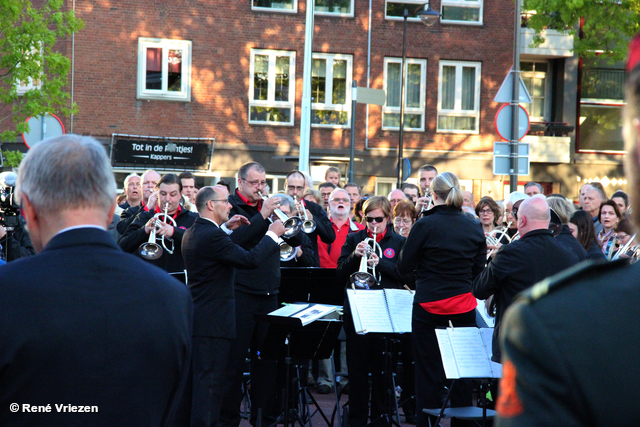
left=2, top=0, right=628, bottom=200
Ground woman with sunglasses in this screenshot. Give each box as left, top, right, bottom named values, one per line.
left=337, top=196, right=412, bottom=427
left=397, top=172, right=486, bottom=427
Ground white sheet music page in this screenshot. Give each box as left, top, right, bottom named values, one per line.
left=346, top=289, right=393, bottom=333
left=291, top=304, right=339, bottom=326
left=447, top=327, right=493, bottom=378
left=435, top=329, right=461, bottom=379
left=384, top=289, right=414, bottom=333
left=480, top=327, right=502, bottom=378
left=476, top=298, right=495, bottom=328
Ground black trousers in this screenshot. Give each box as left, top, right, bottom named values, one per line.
left=219, top=291, right=279, bottom=427
left=412, top=305, right=476, bottom=427
left=190, top=336, right=232, bottom=427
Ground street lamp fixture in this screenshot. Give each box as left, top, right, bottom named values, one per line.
left=397, top=3, right=441, bottom=188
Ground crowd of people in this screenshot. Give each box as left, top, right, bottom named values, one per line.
left=4, top=34, right=640, bottom=427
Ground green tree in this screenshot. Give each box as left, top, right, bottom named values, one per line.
left=0, top=0, right=83, bottom=141
left=523, top=0, right=640, bottom=62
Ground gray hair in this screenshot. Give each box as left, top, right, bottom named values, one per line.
left=273, top=193, right=295, bottom=212
left=123, top=173, right=140, bottom=188
left=524, top=182, right=543, bottom=193
left=506, top=191, right=529, bottom=206
left=16, top=134, right=116, bottom=215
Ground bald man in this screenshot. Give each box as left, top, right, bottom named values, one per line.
left=472, top=196, right=578, bottom=362
left=388, top=189, right=407, bottom=211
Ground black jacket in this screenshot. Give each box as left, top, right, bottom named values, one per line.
left=472, top=228, right=579, bottom=362
left=337, top=224, right=412, bottom=290
left=1, top=216, right=35, bottom=261
left=118, top=206, right=198, bottom=273
left=586, top=238, right=606, bottom=261
left=398, top=205, right=486, bottom=304
left=182, top=218, right=279, bottom=338
left=556, top=224, right=588, bottom=262
left=117, top=204, right=143, bottom=235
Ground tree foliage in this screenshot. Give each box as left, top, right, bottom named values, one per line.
left=523, top=0, right=640, bottom=62
left=0, top=0, right=83, bottom=141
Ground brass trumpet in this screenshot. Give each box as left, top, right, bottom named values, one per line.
left=486, top=222, right=512, bottom=259
left=258, top=192, right=302, bottom=238
left=349, top=229, right=383, bottom=289
left=139, top=202, right=177, bottom=260
left=294, top=196, right=316, bottom=234
left=278, top=239, right=298, bottom=262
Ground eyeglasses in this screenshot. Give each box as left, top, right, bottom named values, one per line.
left=331, top=198, right=350, bottom=204
left=287, top=185, right=305, bottom=192
left=393, top=218, right=412, bottom=225
left=242, top=179, right=267, bottom=188
left=479, top=209, right=493, bottom=215
left=366, top=216, right=385, bottom=223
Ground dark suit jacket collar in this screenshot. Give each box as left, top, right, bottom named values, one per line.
left=44, top=227, right=120, bottom=252
left=520, top=228, right=554, bottom=240
left=195, top=217, right=221, bottom=229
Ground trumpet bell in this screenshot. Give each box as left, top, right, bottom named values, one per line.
left=282, top=216, right=303, bottom=238
left=302, top=219, right=316, bottom=234
left=350, top=271, right=377, bottom=290
left=279, top=242, right=297, bottom=262
left=140, top=242, right=163, bottom=260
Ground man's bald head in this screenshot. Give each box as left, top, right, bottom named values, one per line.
left=518, top=196, right=550, bottom=237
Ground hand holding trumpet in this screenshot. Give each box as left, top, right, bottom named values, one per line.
left=356, top=241, right=379, bottom=267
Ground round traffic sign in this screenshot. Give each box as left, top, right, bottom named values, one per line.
left=21, top=114, right=65, bottom=148
left=495, top=104, right=530, bottom=141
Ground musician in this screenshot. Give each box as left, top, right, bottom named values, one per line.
left=272, top=193, right=316, bottom=266
left=568, top=210, right=605, bottom=261
left=397, top=172, right=485, bottom=427
left=472, top=197, right=578, bottom=363
left=284, top=170, right=335, bottom=266
left=475, top=196, right=501, bottom=234
left=182, top=186, right=284, bottom=427
left=504, top=192, right=528, bottom=239
left=218, top=161, right=287, bottom=427
left=0, top=135, right=192, bottom=426
left=118, top=173, right=198, bottom=275
left=495, top=37, right=640, bottom=426
left=117, top=169, right=160, bottom=235
left=392, top=200, right=417, bottom=238
left=337, top=196, right=412, bottom=427
left=546, top=196, right=588, bottom=262
left=415, top=164, right=437, bottom=213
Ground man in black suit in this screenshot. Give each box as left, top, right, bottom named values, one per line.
left=494, top=34, right=640, bottom=426
left=284, top=170, right=335, bottom=266
left=182, top=185, right=285, bottom=427
left=472, top=196, right=579, bottom=362
left=0, top=135, right=192, bottom=426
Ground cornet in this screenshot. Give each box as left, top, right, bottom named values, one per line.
left=486, top=222, right=512, bottom=259
left=349, top=228, right=383, bottom=289
left=258, top=192, right=302, bottom=238
left=278, top=239, right=298, bottom=262
left=612, top=233, right=638, bottom=261
left=294, top=196, right=316, bottom=233
left=139, top=202, right=177, bottom=260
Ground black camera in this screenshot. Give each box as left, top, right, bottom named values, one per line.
left=0, top=186, right=20, bottom=229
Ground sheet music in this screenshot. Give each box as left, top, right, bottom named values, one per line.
left=292, top=304, right=338, bottom=326
left=447, top=328, right=493, bottom=378
left=346, top=289, right=393, bottom=333
left=476, top=298, right=495, bottom=328
left=269, top=303, right=309, bottom=318
left=385, top=289, right=414, bottom=333
left=480, top=328, right=503, bottom=377
left=435, top=329, right=461, bottom=379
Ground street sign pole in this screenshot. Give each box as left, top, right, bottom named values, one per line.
left=509, top=0, right=522, bottom=193
left=349, top=80, right=357, bottom=183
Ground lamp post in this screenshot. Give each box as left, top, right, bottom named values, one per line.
left=397, top=3, right=440, bottom=188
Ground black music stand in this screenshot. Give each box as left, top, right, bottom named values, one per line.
left=280, top=267, right=342, bottom=305
left=256, top=314, right=342, bottom=427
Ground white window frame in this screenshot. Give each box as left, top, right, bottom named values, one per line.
left=315, top=0, right=354, bottom=17
left=16, top=44, right=43, bottom=95
left=249, top=49, right=296, bottom=126
left=437, top=60, right=481, bottom=134
left=375, top=177, right=397, bottom=197
left=520, top=61, right=550, bottom=122
left=311, top=53, right=353, bottom=129
left=440, top=0, right=483, bottom=25
left=137, top=38, right=192, bottom=102
left=382, top=57, right=427, bottom=131
left=252, top=0, right=297, bottom=13
left=385, top=0, right=426, bottom=21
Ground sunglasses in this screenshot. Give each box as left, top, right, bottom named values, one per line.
left=365, top=216, right=385, bottom=223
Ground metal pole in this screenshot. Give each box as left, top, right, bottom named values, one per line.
left=298, top=0, right=315, bottom=174
left=349, top=80, right=357, bottom=183
left=509, top=0, right=522, bottom=193
left=398, top=10, right=409, bottom=188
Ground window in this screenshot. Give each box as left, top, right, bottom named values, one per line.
left=16, top=44, right=42, bottom=95
left=520, top=61, right=549, bottom=122
left=441, top=0, right=483, bottom=24
left=249, top=49, right=296, bottom=126
left=137, top=38, right=192, bottom=102
left=315, top=0, right=353, bottom=16
left=375, top=177, right=396, bottom=197
left=311, top=53, right=352, bottom=127
left=385, top=1, right=427, bottom=20
left=383, top=57, right=427, bottom=131
left=252, top=0, right=296, bottom=12
left=578, top=58, right=626, bottom=152
left=17, top=76, right=41, bottom=96
left=437, top=61, right=481, bottom=133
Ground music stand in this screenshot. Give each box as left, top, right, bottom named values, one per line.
left=256, top=314, right=342, bottom=427
left=280, top=267, right=342, bottom=306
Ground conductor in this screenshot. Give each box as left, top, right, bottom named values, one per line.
left=0, top=135, right=193, bottom=426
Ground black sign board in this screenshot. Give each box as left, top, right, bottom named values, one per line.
left=112, top=138, right=210, bottom=169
